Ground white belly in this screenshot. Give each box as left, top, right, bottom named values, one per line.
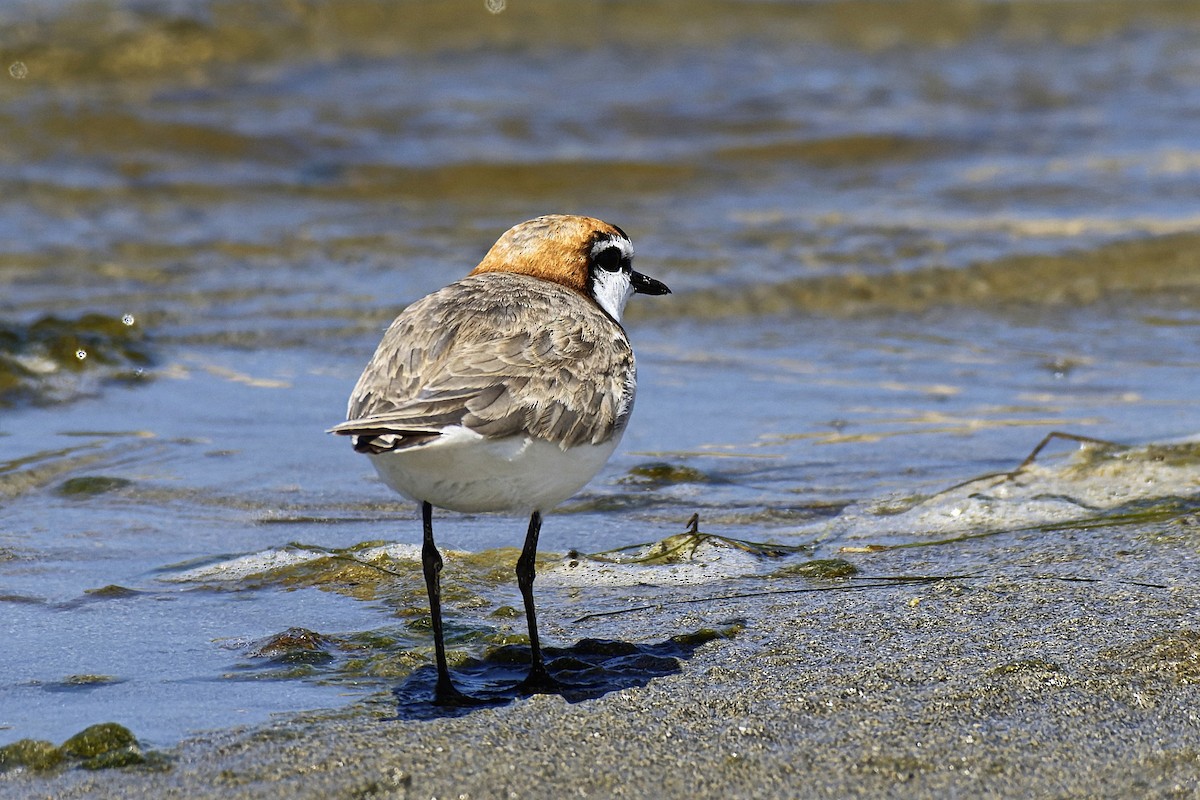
left=368, top=426, right=622, bottom=514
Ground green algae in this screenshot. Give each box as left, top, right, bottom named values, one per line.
left=0, top=723, right=153, bottom=773
left=652, top=230, right=1200, bottom=321
left=244, top=545, right=421, bottom=602
left=55, top=475, right=134, bottom=497
left=338, top=652, right=427, bottom=681
left=670, top=624, right=743, bottom=647
left=83, top=584, right=142, bottom=599
left=6, top=0, right=1197, bottom=88
left=0, top=592, right=43, bottom=604
left=771, top=558, right=860, bottom=580
left=0, top=437, right=157, bottom=503
left=1044, top=498, right=1200, bottom=535
left=226, top=621, right=503, bottom=684
left=195, top=543, right=576, bottom=686
left=44, top=674, right=124, bottom=692
left=217, top=598, right=740, bottom=693
left=0, top=738, right=64, bottom=772
left=223, top=628, right=344, bottom=680
left=1134, top=442, right=1200, bottom=469
left=61, top=723, right=139, bottom=760
left=621, top=462, right=711, bottom=487
left=230, top=542, right=544, bottom=617
left=590, top=515, right=806, bottom=565
left=245, top=627, right=336, bottom=662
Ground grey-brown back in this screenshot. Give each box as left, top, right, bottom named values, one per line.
left=331, top=272, right=637, bottom=451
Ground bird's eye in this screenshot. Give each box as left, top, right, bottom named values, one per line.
left=593, top=246, right=623, bottom=273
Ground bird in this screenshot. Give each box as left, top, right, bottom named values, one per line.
left=329, top=214, right=670, bottom=704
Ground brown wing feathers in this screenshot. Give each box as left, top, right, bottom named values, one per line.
left=330, top=272, right=634, bottom=452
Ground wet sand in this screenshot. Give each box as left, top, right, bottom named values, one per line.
left=6, top=521, right=1198, bottom=799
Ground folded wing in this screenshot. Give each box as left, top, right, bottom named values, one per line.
left=329, top=273, right=636, bottom=453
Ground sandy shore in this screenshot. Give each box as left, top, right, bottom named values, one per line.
left=4, top=526, right=1199, bottom=799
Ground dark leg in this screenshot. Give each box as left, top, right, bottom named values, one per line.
left=515, top=510, right=561, bottom=693
left=420, top=501, right=471, bottom=705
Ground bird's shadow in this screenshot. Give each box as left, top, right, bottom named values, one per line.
left=389, top=631, right=726, bottom=720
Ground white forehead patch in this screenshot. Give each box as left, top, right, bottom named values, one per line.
left=591, top=235, right=634, bottom=263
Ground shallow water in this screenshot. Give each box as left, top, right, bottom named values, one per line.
left=3, top=0, right=1200, bottom=751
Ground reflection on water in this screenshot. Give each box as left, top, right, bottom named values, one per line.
left=0, top=312, right=152, bottom=407
left=3, top=0, right=1200, bottom=750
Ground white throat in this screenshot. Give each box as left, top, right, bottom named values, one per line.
left=588, top=235, right=636, bottom=322
left=590, top=269, right=633, bottom=322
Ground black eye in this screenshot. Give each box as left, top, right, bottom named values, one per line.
left=593, top=246, right=623, bottom=273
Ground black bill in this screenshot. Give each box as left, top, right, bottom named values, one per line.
left=631, top=270, right=671, bottom=295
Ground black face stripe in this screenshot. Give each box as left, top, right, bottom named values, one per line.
left=589, top=231, right=632, bottom=274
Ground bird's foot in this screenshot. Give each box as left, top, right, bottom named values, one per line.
left=432, top=680, right=491, bottom=708
left=516, top=664, right=563, bottom=695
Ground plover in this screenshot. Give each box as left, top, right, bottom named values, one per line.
left=330, top=215, right=670, bottom=703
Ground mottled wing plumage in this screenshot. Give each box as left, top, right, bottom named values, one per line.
left=330, top=272, right=636, bottom=452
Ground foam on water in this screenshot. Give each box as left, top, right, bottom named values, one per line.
left=164, top=543, right=426, bottom=584
left=546, top=538, right=772, bottom=588
left=546, top=436, right=1200, bottom=587
left=824, top=436, right=1200, bottom=546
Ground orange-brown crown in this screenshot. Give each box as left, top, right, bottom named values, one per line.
left=469, top=215, right=629, bottom=293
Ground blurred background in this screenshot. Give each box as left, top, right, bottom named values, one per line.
left=3, top=0, right=1200, bottom=748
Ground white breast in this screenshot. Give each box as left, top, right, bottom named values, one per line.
left=367, top=425, right=623, bottom=514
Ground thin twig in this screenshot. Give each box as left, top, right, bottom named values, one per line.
left=572, top=571, right=1171, bottom=624
left=572, top=575, right=971, bottom=623
left=932, top=430, right=1121, bottom=497
left=283, top=541, right=413, bottom=580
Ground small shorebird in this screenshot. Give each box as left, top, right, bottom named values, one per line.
left=330, top=215, right=670, bottom=704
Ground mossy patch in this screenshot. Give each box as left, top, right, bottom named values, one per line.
left=670, top=624, right=743, bottom=647
left=0, top=738, right=64, bottom=772
left=83, top=584, right=141, bottom=599
left=245, top=627, right=336, bottom=662
left=621, top=462, right=711, bottom=487
left=591, top=515, right=807, bottom=565
left=0, top=723, right=152, bottom=773
left=55, top=475, right=133, bottom=497
left=242, top=544, right=422, bottom=601
left=61, top=723, right=139, bottom=760
left=771, top=558, right=860, bottom=580
left=44, top=674, right=124, bottom=692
